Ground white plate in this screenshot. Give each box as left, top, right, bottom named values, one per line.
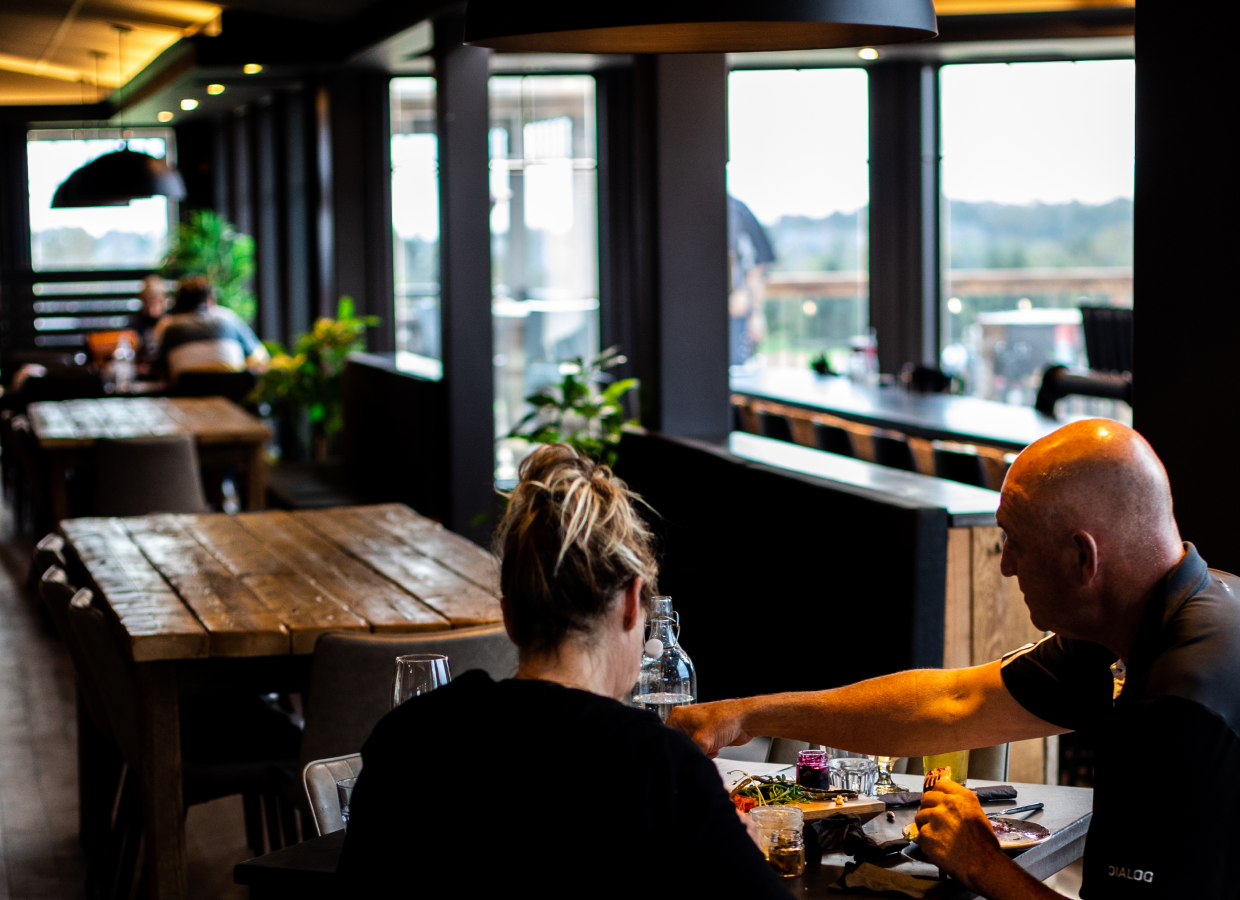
left=901, top=818, right=1050, bottom=861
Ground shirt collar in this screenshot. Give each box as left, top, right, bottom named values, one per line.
left=1125, top=542, right=1209, bottom=680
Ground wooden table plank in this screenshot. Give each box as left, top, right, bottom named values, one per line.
left=59, top=518, right=209, bottom=661
left=363, top=503, right=501, bottom=594
left=297, top=508, right=503, bottom=627
left=232, top=511, right=451, bottom=632
left=122, top=516, right=291, bottom=657
left=180, top=514, right=369, bottom=653
left=162, top=397, right=270, bottom=444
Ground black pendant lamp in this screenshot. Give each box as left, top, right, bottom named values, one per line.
left=51, top=148, right=187, bottom=208
left=463, top=0, right=938, bottom=53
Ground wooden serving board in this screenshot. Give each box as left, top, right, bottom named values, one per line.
left=713, top=759, right=887, bottom=823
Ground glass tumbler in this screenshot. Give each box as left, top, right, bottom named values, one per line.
left=749, top=805, right=805, bottom=858
left=922, top=749, right=970, bottom=787
left=393, top=654, right=451, bottom=708
left=828, top=757, right=879, bottom=795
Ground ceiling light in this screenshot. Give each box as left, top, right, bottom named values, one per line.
left=858, top=47, right=879, bottom=60
left=180, top=98, right=198, bottom=110
left=52, top=149, right=186, bottom=208
left=207, top=84, right=225, bottom=95
left=243, top=63, right=263, bottom=74
left=463, top=0, right=937, bottom=52
left=157, top=111, right=174, bottom=123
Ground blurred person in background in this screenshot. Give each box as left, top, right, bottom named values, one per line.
left=135, top=274, right=169, bottom=375
left=154, top=276, right=268, bottom=384
left=728, top=196, right=776, bottom=368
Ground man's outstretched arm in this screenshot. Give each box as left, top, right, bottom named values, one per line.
left=666, top=660, right=1067, bottom=758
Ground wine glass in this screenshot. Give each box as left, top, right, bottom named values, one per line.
left=872, top=756, right=906, bottom=795
left=392, top=654, right=451, bottom=708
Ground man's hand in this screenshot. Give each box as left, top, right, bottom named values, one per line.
left=914, top=780, right=1006, bottom=890
left=666, top=699, right=753, bottom=757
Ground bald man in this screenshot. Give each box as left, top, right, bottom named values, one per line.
left=668, top=420, right=1240, bottom=899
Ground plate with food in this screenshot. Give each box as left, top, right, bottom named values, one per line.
left=901, top=816, right=1050, bottom=855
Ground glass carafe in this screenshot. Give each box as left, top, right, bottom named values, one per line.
left=631, top=596, right=697, bottom=721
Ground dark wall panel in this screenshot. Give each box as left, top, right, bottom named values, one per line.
left=1133, top=3, right=1240, bottom=575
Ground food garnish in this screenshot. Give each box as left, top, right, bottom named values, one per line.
left=728, top=772, right=858, bottom=807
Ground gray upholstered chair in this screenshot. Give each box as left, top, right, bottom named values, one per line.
left=91, top=434, right=209, bottom=516
left=303, top=753, right=365, bottom=836
left=299, top=625, right=519, bottom=768
left=29, top=531, right=67, bottom=589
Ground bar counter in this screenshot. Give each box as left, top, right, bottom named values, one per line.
left=731, top=368, right=1064, bottom=453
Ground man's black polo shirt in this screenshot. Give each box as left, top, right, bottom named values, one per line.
left=1001, top=544, right=1240, bottom=899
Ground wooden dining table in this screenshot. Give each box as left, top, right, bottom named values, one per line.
left=234, top=776, right=1094, bottom=898
left=28, top=396, right=272, bottom=518
left=58, top=503, right=503, bottom=900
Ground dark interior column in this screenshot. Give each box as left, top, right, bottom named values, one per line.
left=434, top=15, right=495, bottom=540
left=0, top=124, right=33, bottom=356
left=653, top=53, right=730, bottom=439
left=868, top=61, right=941, bottom=376
left=279, top=88, right=313, bottom=342
left=253, top=98, right=283, bottom=342
left=1133, top=3, right=1240, bottom=574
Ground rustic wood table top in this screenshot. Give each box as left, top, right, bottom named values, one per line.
left=28, top=396, right=270, bottom=449
left=60, top=504, right=503, bottom=662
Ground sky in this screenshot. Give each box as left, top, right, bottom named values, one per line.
left=27, top=137, right=169, bottom=238
left=727, top=59, right=1135, bottom=224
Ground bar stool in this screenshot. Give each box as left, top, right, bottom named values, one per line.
left=933, top=446, right=989, bottom=488
left=757, top=411, right=794, bottom=443
left=813, top=423, right=855, bottom=457
left=871, top=434, right=917, bottom=472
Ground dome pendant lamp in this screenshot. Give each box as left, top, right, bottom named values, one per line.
left=51, top=148, right=187, bottom=208
left=463, top=0, right=938, bottom=53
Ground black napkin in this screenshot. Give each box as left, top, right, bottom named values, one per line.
left=881, top=783, right=1018, bottom=809
left=809, top=815, right=909, bottom=863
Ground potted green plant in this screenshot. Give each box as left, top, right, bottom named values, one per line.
left=250, top=297, right=378, bottom=461
left=506, top=346, right=639, bottom=467
left=161, top=210, right=257, bottom=323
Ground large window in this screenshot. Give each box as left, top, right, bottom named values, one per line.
left=726, top=68, right=870, bottom=374
left=940, top=60, right=1134, bottom=409
left=28, top=130, right=174, bottom=271
left=390, top=77, right=440, bottom=359
left=490, top=75, right=600, bottom=481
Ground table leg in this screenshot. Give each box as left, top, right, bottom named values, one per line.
left=77, top=687, right=122, bottom=857
left=48, top=456, right=71, bottom=522
left=136, top=661, right=186, bottom=900
left=246, top=441, right=267, bottom=510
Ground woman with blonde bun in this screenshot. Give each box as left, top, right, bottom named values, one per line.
left=340, top=444, right=786, bottom=899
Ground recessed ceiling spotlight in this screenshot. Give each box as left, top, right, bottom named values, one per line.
left=157, top=111, right=174, bottom=122
left=858, top=47, right=879, bottom=60
left=207, top=84, right=225, bottom=95
left=243, top=63, right=263, bottom=74
left=180, top=98, right=199, bottom=110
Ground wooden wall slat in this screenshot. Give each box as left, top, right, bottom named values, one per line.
left=943, top=527, right=973, bottom=669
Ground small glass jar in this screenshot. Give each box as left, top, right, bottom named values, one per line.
left=767, top=828, right=806, bottom=877
left=796, top=748, right=830, bottom=790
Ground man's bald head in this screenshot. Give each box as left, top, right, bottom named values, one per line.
left=1003, top=419, right=1179, bottom=562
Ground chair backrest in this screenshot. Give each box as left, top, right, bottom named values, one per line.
left=932, top=447, right=988, bottom=488
left=39, top=569, right=116, bottom=745
left=21, top=370, right=106, bottom=403
left=757, top=411, right=793, bottom=443
left=91, top=434, right=210, bottom=517
left=31, top=532, right=67, bottom=583
left=813, top=423, right=855, bottom=457
left=175, top=370, right=257, bottom=403
left=871, top=434, right=917, bottom=472
left=300, top=624, right=519, bottom=768
left=65, top=586, right=141, bottom=764
left=302, top=753, right=365, bottom=836
left=716, top=736, right=809, bottom=766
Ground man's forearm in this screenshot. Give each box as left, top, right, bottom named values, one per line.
left=734, top=664, right=1053, bottom=757
left=957, top=848, right=1067, bottom=900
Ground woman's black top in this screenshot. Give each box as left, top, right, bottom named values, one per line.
left=338, top=670, right=788, bottom=899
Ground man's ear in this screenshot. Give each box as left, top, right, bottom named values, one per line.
left=621, top=576, right=644, bottom=632
left=1072, top=531, right=1100, bottom=586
